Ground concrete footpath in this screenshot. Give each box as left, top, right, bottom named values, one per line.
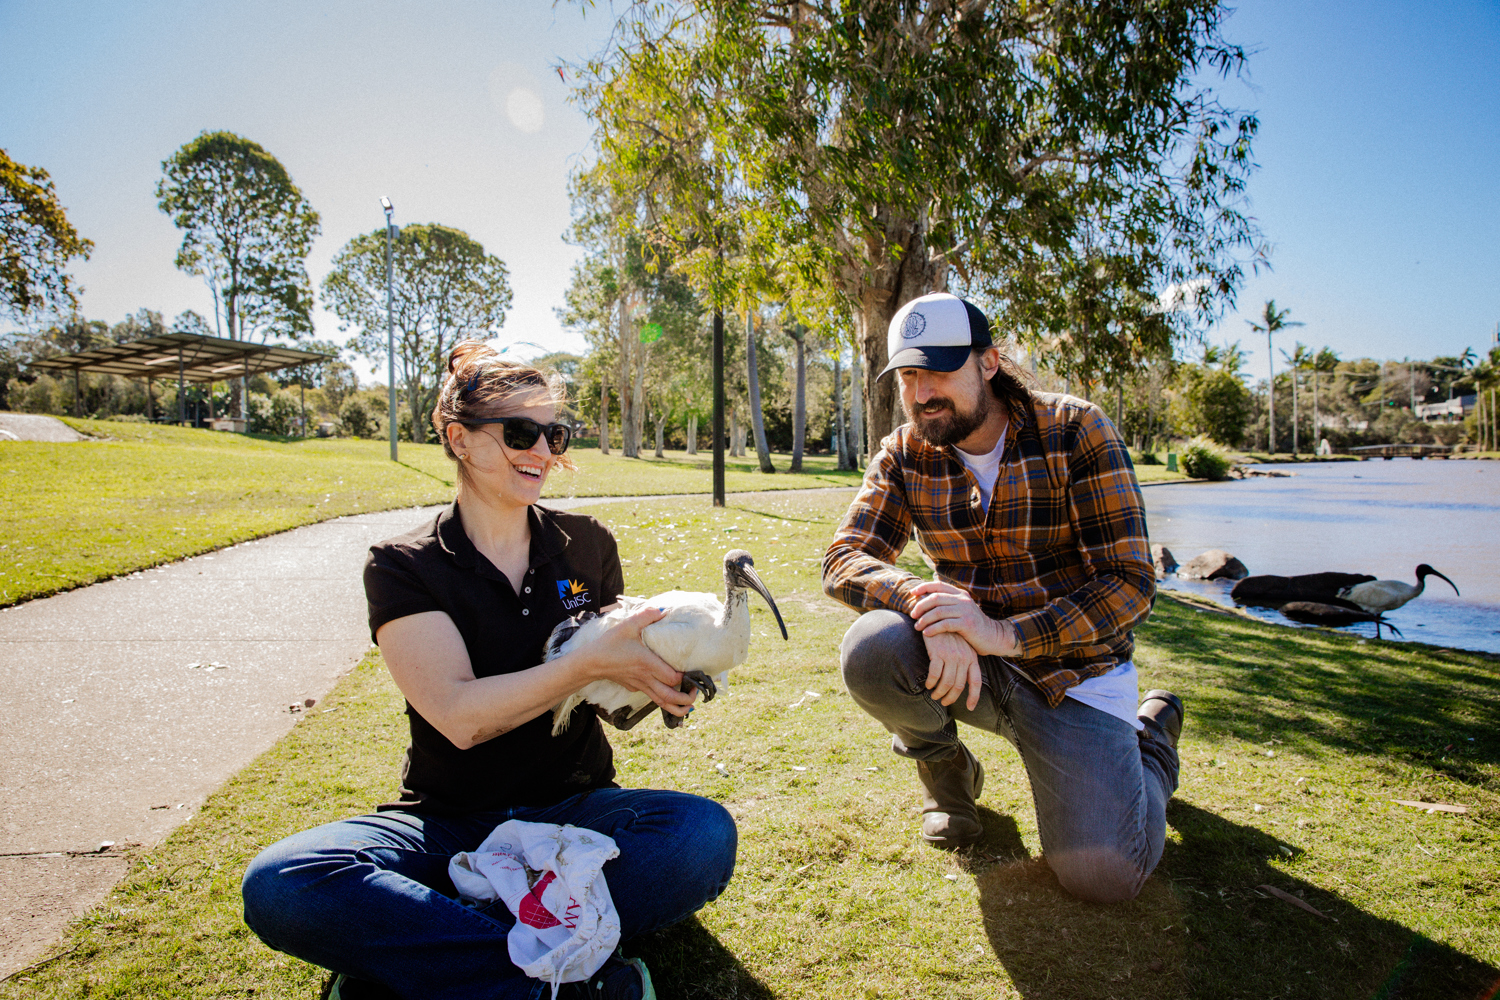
left=0, top=505, right=453, bottom=978
left=0, top=488, right=854, bottom=978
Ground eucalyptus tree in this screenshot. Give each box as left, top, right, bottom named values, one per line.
left=557, top=252, right=620, bottom=452
left=157, top=131, right=320, bottom=417
left=574, top=0, right=1262, bottom=442
left=783, top=320, right=807, bottom=470
left=322, top=223, right=512, bottom=442
left=1169, top=339, right=1251, bottom=447
left=157, top=132, right=320, bottom=344
left=1, top=148, right=93, bottom=320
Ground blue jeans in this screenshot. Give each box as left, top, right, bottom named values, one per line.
left=242, top=787, right=737, bottom=1000
left=840, top=611, right=1178, bottom=903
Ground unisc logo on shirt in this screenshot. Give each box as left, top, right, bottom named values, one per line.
left=556, top=578, right=591, bottom=610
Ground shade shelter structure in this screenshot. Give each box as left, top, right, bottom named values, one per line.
left=28, top=333, right=334, bottom=433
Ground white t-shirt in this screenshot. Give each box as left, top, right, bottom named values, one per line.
left=954, top=431, right=1006, bottom=513
left=952, top=432, right=1143, bottom=729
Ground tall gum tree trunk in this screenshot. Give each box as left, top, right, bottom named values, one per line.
left=844, top=218, right=948, bottom=448
left=631, top=340, right=647, bottom=455
left=745, top=310, right=775, bottom=473
left=618, top=296, right=636, bottom=457
left=834, top=352, right=851, bottom=470
left=730, top=406, right=742, bottom=457
left=850, top=347, right=864, bottom=467
left=789, top=328, right=805, bottom=472
left=599, top=378, right=610, bottom=454
left=687, top=414, right=698, bottom=454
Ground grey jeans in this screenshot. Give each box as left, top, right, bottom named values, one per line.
left=840, top=610, right=1178, bottom=902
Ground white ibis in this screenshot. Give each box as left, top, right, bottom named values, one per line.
left=544, top=550, right=789, bottom=736
left=1339, top=564, right=1460, bottom=615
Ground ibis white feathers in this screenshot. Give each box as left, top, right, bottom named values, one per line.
left=544, top=550, right=788, bottom=736
left=1339, top=564, right=1460, bottom=615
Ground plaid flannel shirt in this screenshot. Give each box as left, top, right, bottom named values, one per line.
left=822, top=391, right=1155, bottom=707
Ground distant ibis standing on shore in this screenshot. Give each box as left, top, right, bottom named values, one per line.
left=1339, top=564, right=1460, bottom=615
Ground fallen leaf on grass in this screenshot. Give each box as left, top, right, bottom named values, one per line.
left=1392, top=800, right=1467, bottom=814
left=1257, top=884, right=1328, bottom=919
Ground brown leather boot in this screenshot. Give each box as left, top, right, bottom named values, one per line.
left=1138, top=690, right=1184, bottom=749
left=916, top=742, right=984, bottom=848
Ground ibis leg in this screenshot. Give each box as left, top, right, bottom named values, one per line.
left=681, top=671, right=717, bottom=702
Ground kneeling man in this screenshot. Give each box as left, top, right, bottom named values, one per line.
left=823, top=292, right=1181, bottom=903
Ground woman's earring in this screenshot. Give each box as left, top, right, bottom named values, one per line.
left=460, top=454, right=468, bottom=460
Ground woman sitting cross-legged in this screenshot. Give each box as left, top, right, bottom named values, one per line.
left=242, top=342, right=737, bottom=1000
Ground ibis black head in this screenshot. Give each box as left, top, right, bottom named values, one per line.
left=723, top=549, right=789, bottom=640
left=1415, top=564, right=1460, bottom=596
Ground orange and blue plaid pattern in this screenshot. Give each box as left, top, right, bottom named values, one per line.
left=822, top=392, right=1155, bottom=707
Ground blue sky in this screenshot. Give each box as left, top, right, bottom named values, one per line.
left=3, top=0, right=1496, bottom=384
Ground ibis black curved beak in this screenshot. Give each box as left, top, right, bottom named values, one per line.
left=1425, top=566, right=1460, bottom=596
left=736, top=559, right=789, bottom=640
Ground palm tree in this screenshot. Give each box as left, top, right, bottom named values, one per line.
left=1310, top=346, right=1340, bottom=450
left=1247, top=300, right=1304, bottom=453
left=1199, top=340, right=1247, bottom=374
left=1280, top=342, right=1314, bottom=454
left=1476, top=347, right=1500, bottom=453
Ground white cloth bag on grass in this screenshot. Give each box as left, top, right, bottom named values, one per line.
left=449, top=820, right=622, bottom=994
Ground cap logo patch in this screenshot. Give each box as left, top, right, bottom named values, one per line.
left=900, top=311, right=927, bottom=340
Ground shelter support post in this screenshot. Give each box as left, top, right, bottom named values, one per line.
left=145, top=378, right=153, bottom=422
left=73, top=369, right=81, bottom=418
left=177, top=348, right=185, bottom=425
left=299, top=365, right=306, bottom=438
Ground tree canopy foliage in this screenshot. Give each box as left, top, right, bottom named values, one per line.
left=573, top=0, right=1264, bottom=440
left=156, top=131, right=321, bottom=344
left=0, top=148, right=93, bottom=319
left=322, top=222, right=512, bottom=441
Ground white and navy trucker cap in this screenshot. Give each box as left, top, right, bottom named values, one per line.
left=878, top=292, right=992, bottom=378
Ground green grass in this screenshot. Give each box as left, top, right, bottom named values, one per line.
left=0, top=421, right=864, bottom=607
left=0, top=419, right=458, bottom=607
left=0, top=420, right=1180, bottom=607
left=7, top=492, right=1495, bottom=998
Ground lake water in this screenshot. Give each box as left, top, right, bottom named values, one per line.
left=1142, top=459, right=1500, bottom=653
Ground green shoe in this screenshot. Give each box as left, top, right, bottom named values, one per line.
left=563, top=954, right=656, bottom=1000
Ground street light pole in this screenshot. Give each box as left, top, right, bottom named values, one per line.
left=382, top=197, right=398, bottom=462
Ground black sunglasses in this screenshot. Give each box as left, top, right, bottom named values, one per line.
left=461, top=416, right=572, bottom=455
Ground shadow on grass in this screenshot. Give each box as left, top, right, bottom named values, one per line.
left=973, top=801, right=1497, bottom=1000
left=632, top=915, right=774, bottom=1000
left=1140, top=600, right=1500, bottom=787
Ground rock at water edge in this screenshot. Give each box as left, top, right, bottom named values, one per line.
left=1151, top=544, right=1178, bottom=580
left=1179, top=549, right=1249, bottom=581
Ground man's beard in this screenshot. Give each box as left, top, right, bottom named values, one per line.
left=904, top=377, right=992, bottom=448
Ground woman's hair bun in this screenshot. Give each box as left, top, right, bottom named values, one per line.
left=448, top=340, right=495, bottom=375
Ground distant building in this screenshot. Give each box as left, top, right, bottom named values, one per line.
left=1415, top=394, right=1475, bottom=422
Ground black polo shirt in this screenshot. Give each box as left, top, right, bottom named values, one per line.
left=363, top=501, right=625, bottom=814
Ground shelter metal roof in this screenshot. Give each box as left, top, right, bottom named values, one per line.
left=27, top=333, right=333, bottom=384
